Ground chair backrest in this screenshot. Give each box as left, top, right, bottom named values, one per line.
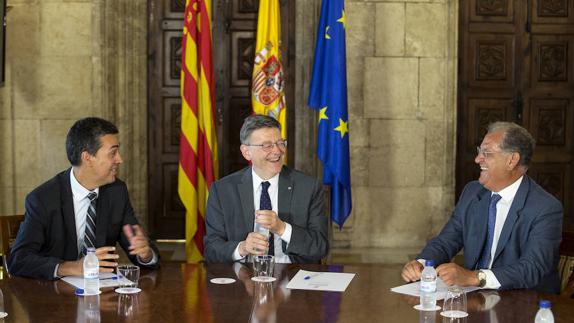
left=559, top=237, right=574, bottom=298
left=0, top=215, right=25, bottom=274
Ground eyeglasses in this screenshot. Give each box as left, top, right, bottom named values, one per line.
left=476, top=146, right=505, bottom=158
left=246, top=140, right=287, bottom=152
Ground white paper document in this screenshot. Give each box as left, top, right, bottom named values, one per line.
left=62, top=272, right=132, bottom=289
left=286, top=270, right=355, bottom=292
left=390, top=278, right=479, bottom=300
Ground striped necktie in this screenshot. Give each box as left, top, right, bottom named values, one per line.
left=82, top=192, right=98, bottom=256
left=260, top=181, right=274, bottom=256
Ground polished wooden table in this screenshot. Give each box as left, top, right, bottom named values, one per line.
left=0, top=263, right=572, bottom=322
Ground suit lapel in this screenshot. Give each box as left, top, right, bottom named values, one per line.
left=278, top=167, right=294, bottom=224
left=469, top=189, right=491, bottom=269
left=61, top=169, right=79, bottom=256
left=238, top=168, right=255, bottom=231
left=493, top=176, right=529, bottom=262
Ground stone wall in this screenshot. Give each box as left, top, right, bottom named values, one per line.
left=0, top=0, right=149, bottom=228
left=333, top=0, right=459, bottom=248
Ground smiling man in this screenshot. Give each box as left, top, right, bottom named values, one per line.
left=8, top=117, right=159, bottom=279
left=204, top=115, right=328, bottom=263
left=401, top=122, right=563, bottom=294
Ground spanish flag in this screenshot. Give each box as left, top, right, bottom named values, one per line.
left=179, top=0, right=218, bottom=263
left=251, top=0, right=287, bottom=140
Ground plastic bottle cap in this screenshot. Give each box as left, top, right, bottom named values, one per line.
left=425, top=260, right=434, bottom=267
left=539, top=300, right=551, bottom=309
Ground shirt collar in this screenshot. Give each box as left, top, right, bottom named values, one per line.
left=70, top=168, right=99, bottom=202
left=492, top=176, right=523, bottom=204
left=251, top=168, right=280, bottom=192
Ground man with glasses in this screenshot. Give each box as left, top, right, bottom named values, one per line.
left=204, top=115, right=328, bottom=263
left=401, top=122, right=563, bottom=293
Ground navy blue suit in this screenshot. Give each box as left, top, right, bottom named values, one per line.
left=418, top=176, right=563, bottom=293
left=8, top=169, right=160, bottom=280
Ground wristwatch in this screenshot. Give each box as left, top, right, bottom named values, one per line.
left=477, top=270, right=487, bottom=288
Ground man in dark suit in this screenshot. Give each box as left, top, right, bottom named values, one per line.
left=8, top=117, right=159, bottom=280
left=204, top=115, right=328, bottom=263
left=402, top=122, right=563, bottom=293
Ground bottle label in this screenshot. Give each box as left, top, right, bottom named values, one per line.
left=84, top=270, right=99, bottom=279
left=420, top=281, right=436, bottom=293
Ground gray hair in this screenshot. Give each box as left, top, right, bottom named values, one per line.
left=487, top=122, right=536, bottom=168
left=239, top=115, right=281, bottom=144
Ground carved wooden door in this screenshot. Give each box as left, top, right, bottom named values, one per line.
left=457, top=0, right=574, bottom=249
left=148, top=0, right=293, bottom=239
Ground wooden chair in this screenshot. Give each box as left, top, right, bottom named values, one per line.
left=0, top=215, right=25, bottom=274
left=559, top=235, right=574, bottom=298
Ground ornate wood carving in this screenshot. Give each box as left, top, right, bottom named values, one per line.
left=231, top=31, right=255, bottom=87
left=169, top=36, right=183, bottom=82
left=531, top=99, right=567, bottom=146
left=171, top=0, right=186, bottom=13
left=238, top=37, right=255, bottom=81
left=170, top=102, right=182, bottom=147
left=238, top=0, right=258, bottom=13
left=538, top=108, right=566, bottom=146
left=477, top=108, right=505, bottom=139
left=477, top=0, right=508, bottom=16
left=532, top=168, right=564, bottom=201
left=539, top=43, right=567, bottom=81
left=477, top=42, right=507, bottom=80
left=539, top=0, right=568, bottom=17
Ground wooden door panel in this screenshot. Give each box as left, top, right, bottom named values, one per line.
left=148, top=0, right=294, bottom=238
left=458, top=0, right=574, bottom=250
left=467, top=35, right=516, bottom=88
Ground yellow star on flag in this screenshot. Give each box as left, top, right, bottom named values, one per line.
left=334, top=118, right=348, bottom=138
left=337, top=10, right=346, bottom=29
left=319, top=107, right=329, bottom=122
left=325, top=26, right=331, bottom=40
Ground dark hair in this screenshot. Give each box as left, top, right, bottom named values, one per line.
left=487, top=122, right=536, bottom=168
left=66, top=117, right=119, bottom=166
left=239, top=115, right=281, bottom=144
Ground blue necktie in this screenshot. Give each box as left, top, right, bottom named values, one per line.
left=478, top=194, right=501, bottom=269
left=81, top=192, right=98, bottom=257
left=260, top=181, right=274, bottom=256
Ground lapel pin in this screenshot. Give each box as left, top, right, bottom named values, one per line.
left=288, top=186, right=292, bottom=190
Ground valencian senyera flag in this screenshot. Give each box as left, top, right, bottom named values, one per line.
left=251, top=0, right=287, bottom=140
left=308, top=0, right=351, bottom=228
left=179, top=0, right=218, bottom=263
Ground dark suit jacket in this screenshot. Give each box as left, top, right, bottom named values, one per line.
left=204, top=166, right=328, bottom=263
left=8, top=169, right=160, bottom=280
left=418, top=175, right=563, bottom=293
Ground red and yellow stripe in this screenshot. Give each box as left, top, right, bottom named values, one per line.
left=179, top=0, right=218, bottom=263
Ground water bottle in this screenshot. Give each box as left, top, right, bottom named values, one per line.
left=420, top=260, right=437, bottom=310
left=83, top=247, right=100, bottom=295
left=534, top=300, right=554, bottom=323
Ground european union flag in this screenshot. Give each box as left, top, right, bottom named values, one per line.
left=307, top=0, right=351, bottom=228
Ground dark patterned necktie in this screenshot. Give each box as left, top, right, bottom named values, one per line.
left=82, top=192, right=98, bottom=256
left=260, top=181, right=274, bottom=256
left=478, top=194, right=501, bottom=269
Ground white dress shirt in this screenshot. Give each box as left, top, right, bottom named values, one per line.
left=232, top=169, right=293, bottom=263
left=481, top=176, right=524, bottom=289
left=70, top=169, right=100, bottom=256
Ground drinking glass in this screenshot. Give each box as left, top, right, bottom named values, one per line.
left=115, top=265, right=141, bottom=294
left=252, top=255, right=275, bottom=282
left=440, top=286, right=468, bottom=318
